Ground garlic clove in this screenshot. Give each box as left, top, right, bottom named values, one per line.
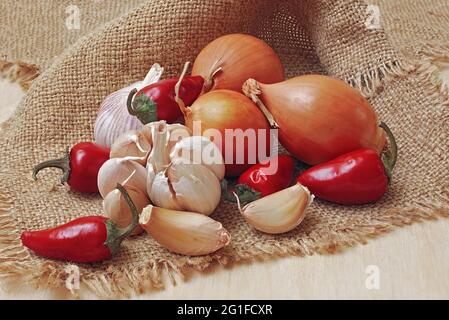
left=97, top=157, right=147, bottom=198
left=170, top=136, right=225, bottom=180
left=139, top=205, right=231, bottom=256
left=236, top=183, right=314, bottom=234
left=103, top=185, right=149, bottom=236
left=166, top=123, right=192, bottom=152
left=110, top=129, right=152, bottom=165
left=147, top=171, right=184, bottom=211
left=167, top=162, right=221, bottom=215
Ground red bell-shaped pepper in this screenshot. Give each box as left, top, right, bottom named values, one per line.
left=127, top=75, right=204, bottom=124
left=227, top=155, right=295, bottom=203
left=296, top=122, right=397, bottom=205
left=32, top=142, right=110, bottom=193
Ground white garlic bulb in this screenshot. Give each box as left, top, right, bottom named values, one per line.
left=170, top=136, right=225, bottom=180
left=145, top=121, right=225, bottom=215
left=94, top=63, right=164, bottom=147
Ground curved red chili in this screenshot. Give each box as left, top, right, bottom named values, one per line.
left=297, top=122, right=397, bottom=205
left=229, top=155, right=295, bottom=203
left=127, top=75, right=204, bottom=124
left=32, top=142, right=110, bottom=193
left=21, top=184, right=138, bottom=263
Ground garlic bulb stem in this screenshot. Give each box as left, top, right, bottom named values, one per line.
left=175, top=62, right=190, bottom=117
left=138, top=63, right=164, bottom=91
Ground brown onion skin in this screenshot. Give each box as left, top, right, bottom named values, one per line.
left=192, top=34, right=284, bottom=92
left=185, top=90, right=271, bottom=177
left=256, top=75, right=386, bottom=165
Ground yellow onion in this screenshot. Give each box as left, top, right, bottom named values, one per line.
left=182, top=89, right=271, bottom=177
left=192, top=34, right=284, bottom=92
left=242, top=75, right=386, bottom=165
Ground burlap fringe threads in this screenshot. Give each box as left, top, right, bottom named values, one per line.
left=347, top=59, right=417, bottom=98
left=416, top=44, right=449, bottom=96
left=0, top=60, right=40, bottom=91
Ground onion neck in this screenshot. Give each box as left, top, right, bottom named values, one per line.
left=175, top=62, right=192, bottom=118
left=379, top=122, right=398, bottom=181
left=242, top=79, right=279, bottom=129
left=203, top=66, right=222, bottom=93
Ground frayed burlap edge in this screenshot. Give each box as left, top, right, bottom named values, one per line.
left=416, top=44, right=449, bottom=96
left=1, top=182, right=448, bottom=298
left=0, top=60, right=40, bottom=91
left=347, top=59, right=417, bottom=98
left=0, top=53, right=448, bottom=298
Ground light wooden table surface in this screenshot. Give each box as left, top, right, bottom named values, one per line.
left=0, top=73, right=448, bottom=300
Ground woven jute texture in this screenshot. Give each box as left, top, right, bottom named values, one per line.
left=1, top=0, right=448, bottom=298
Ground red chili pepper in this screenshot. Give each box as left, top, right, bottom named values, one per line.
left=127, top=75, right=204, bottom=124
left=296, top=122, right=397, bottom=205
left=229, top=155, right=295, bottom=203
left=21, top=184, right=138, bottom=263
left=32, top=142, right=110, bottom=193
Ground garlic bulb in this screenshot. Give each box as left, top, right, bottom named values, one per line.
left=94, top=63, right=164, bottom=147
left=236, top=183, right=314, bottom=234
left=145, top=121, right=224, bottom=215
left=170, top=136, right=225, bottom=180
left=145, top=122, right=171, bottom=190
left=97, top=157, right=147, bottom=198
left=139, top=205, right=231, bottom=256
left=149, top=162, right=221, bottom=215
left=103, top=185, right=150, bottom=236
left=110, top=129, right=152, bottom=165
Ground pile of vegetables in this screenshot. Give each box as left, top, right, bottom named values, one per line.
left=25, top=33, right=397, bottom=263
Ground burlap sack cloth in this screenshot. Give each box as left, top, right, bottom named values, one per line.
left=0, top=0, right=448, bottom=297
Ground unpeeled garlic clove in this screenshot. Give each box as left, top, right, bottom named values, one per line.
left=139, top=205, right=231, bottom=256
left=170, top=136, right=225, bottom=180
left=167, top=162, right=221, bottom=215
left=236, top=183, right=314, bottom=234
left=148, top=171, right=184, bottom=211
left=103, top=185, right=149, bottom=236
left=97, top=157, right=147, bottom=198
left=110, top=130, right=152, bottom=165
left=166, top=123, right=192, bottom=152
